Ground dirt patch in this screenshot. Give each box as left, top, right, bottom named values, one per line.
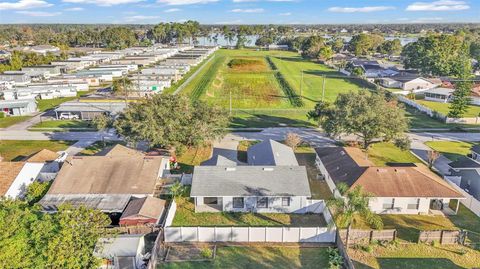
left=228, top=57, right=268, bottom=72
left=165, top=244, right=216, bottom=262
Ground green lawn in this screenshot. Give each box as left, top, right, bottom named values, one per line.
left=367, top=142, right=421, bottom=166
left=172, top=197, right=326, bottom=227
left=0, top=116, right=32, bottom=128
left=230, top=109, right=316, bottom=128
left=173, top=144, right=213, bottom=174
left=350, top=242, right=479, bottom=269
left=161, top=246, right=330, bottom=269
left=425, top=141, right=475, bottom=161
left=30, top=120, right=96, bottom=130
left=78, top=141, right=125, bottom=156
left=417, top=100, right=480, bottom=118
left=0, top=140, right=74, bottom=161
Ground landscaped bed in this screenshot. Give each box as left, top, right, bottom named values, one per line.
left=161, top=245, right=330, bottom=269
left=171, top=197, right=327, bottom=227
left=0, top=140, right=74, bottom=161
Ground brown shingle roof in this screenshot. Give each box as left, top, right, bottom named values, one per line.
left=26, top=149, right=60, bottom=163
left=316, top=146, right=463, bottom=198
left=120, top=196, right=166, bottom=220
left=47, top=152, right=165, bottom=195
left=98, top=144, right=144, bottom=157
left=352, top=165, right=463, bottom=198
left=0, top=162, right=25, bottom=195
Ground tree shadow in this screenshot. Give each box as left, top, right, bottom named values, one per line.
left=230, top=113, right=315, bottom=129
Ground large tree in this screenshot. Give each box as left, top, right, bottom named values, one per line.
left=348, top=33, right=384, bottom=56
left=114, top=94, right=229, bottom=152
left=301, top=36, right=326, bottom=59
left=0, top=199, right=110, bottom=269
left=402, top=34, right=470, bottom=77
left=378, top=39, right=402, bottom=55
left=308, top=91, right=408, bottom=149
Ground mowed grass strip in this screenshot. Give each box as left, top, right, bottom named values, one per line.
left=417, top=100, right=480, bottom=118
left=425, top=141, right=475, bottom=161
left=0, top=140, right=74, bottom=161
left=161, top=246, right=330, bottom=269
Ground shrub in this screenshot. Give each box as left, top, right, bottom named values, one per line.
left=200, top=247, right=213, bottom=259
left=327, top=247, right=343, bottom=269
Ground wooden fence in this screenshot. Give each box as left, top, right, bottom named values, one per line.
left=335, top=231, right=356, bottom=269
left=418, top=230, right=467, bottom=245
left=339, top=229, right=397, bottom=245
left=111, top=226, right=160, bottom=235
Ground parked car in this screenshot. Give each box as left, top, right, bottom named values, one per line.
left=59, top=112, right=79, bottom=120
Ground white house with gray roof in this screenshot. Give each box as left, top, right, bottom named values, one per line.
left=190, top=140, right=311, bottom=213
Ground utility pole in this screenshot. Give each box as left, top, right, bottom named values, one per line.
left=322, top=75, right=326, bottom=101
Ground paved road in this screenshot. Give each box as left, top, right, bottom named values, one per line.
left=409, top=132, right=480, bottom=143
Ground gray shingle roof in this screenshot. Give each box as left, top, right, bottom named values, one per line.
left=190, top=166, right=311, bottom=197
left=472, top=145, right=480, bottom=155
left=247, top=139, right=298, bottom=166
left=315, top=147, right=367, bottom=187
left=201, top=155, right=237, bottom=166
left=448, top=157, right=480, bottom=169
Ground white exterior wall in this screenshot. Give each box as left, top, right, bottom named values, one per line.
left=368, top=197, right=431, bottom=214
left=5, top=163, right=44, bottom=199
left=471, top=96, right=480, bottom=106
left=402, top=78, right=436, bottom=91
left=194, top=196, right=308, bottom=213
left=425, top=94, right=449, bottom=103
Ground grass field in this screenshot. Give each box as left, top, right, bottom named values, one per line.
left=0, top=116, right=32, bottom=128
left=0, top=140, right=74, bottom=161
left=30, top=120, right=96, bottom=131
left=417, top=100, right=480, bottom=118
left=161, top=246, right=330, bottom=269
left=425, top=141, right=475, bottom=161
left=367, top=142, right=421, bottom=166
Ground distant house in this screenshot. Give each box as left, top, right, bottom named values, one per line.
left=39, top=145, right=169, bottom=215
left=379, top=75, right=441, bottom=92
left=0, top=149, right=64, bottom=199
left=349, top=59, right=398, bottom=78
left=315, top=147, right=464, bottom=214
left=423, top=88, right=455, bottom=103
left=0, top=71, right=31, bottom=86
left=28, top=45, right=60, bottom=55
left=268, top=44, right=289, bottom=50
left=54, top=101, right=127, bottom=120
left=22, top=65, right=62, bottom=79
left=94, top=234, right=146, bottom=269
left=119, top=196, right=166, bottom=227
left=448, top=145, right=480, bottom=201
left=191, top=140, right=311, bottom=213
left=470, top=84, right=480, bottom=106
left=0, top=99, right=37, bottom=116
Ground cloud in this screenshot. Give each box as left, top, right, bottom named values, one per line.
left=64, top=7, right=83, bottom=11
left=328, top=6, right=395, bottom=13
left=124, top=15, right=159, bottom=22
left=16, top=10, right=61, bottom=16
left=230, top=8, right=264, bottom=13
left=164, top=8, right=180, bottom=12
left=62, top=0, right=144, bottom=6
left=232, top=0, right=256, bottom=2
left=156, top=0, right=218, bottom=5
left=279, top=12, right=291, bottom=16
left=0, top=0, right=52, bottom=10
left=406, top=0, right=469, bottom=11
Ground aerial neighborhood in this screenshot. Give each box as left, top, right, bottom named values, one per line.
left=1, top=1, right=480, bottom=268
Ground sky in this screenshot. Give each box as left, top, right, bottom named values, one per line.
left=0, top=0, right=479, bottom=25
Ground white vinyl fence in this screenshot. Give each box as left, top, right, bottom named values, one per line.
left=164, top=226, right=336, bottom=243
left=444, top=176, right=480, bottom=217
left=163, top=199, right=336, bottom=243
left=398, top=96, right=445, bottom=119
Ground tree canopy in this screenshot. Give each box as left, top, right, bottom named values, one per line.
left=308, top=91, right=408, bottom=149
left=114, top=94, right=229, bottom=151
left=0, top=199, right=110, bottom=269
left=348, top=33, right=384, bottom=56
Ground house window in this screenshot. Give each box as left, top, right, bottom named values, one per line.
left=282, top=197, right=290, bottom=206
left=233, top=197, right=244, bottom=208
left=257, top=197, right=268, bottom=208
left=204, top=197, right=218, bottom=205
left=407, top=199, right=420, bottom=210
left=382, top=198, right=395, bottom=210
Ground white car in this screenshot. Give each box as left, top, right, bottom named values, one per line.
left=59, top=112, right=79, bottom=120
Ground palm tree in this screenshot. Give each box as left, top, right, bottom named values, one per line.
left=327, top=183, right=383, bottom=247
left=112, top=77, right=133, bottom=96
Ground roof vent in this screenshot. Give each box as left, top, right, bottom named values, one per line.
left=376, top=168, right=387, bottom=173
left=225, top=167, right=236, bottom=171
left=263, top=167, right=274, bottom=171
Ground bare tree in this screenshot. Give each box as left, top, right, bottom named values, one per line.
left=427, top=150, right=440, bottom=168
left=285, top=132, right=302, bottom=151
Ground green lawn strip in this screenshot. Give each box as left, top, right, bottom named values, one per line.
left=37, top=90, right=90, bottom=112
left=172, top=197, right=326, bottom=227
left=367, top=142, right=421, bottom=166
left=0, top=116, right=32, bottom=128
left=424, top=141, right=475, bottom=161
left=78, top=141, right=126, bottom=156
left=0, top=140, right=75, bottom=161
left=173, top=144, right=213, bottom=174
left=30, top=120, right=96, bottom=130
left=350, top=243, right=479, bottom=269
left=417, top=100, right=480, bottom=118
left=161, top=246, right=330, bottom=269
left=229, top=109, right=315, bottom=128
